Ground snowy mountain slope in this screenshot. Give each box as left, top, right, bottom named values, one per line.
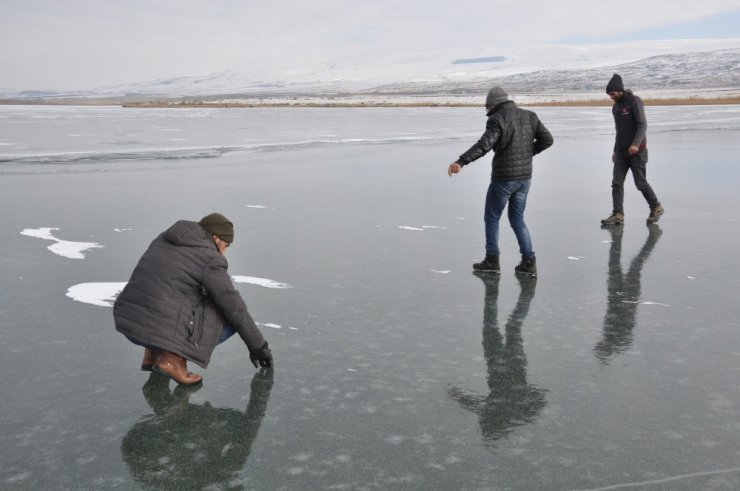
left=1, top=40, right=738, bottom=101
left=370, top=48, right=740, bottom=96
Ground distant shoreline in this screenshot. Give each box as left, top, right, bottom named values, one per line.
left=1, top=96, right=739, bottom=108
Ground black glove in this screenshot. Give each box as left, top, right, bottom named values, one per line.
left=250, top=342, right=273, bottom=369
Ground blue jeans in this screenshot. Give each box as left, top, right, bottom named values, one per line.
left=484, top=178, right=533, bottom=258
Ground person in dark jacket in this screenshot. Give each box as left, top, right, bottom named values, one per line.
left=114, top=213, right=272, bottom=385
left=601, top=73, right=664, bottom=226
left=448, top=87, right=553, bottom=276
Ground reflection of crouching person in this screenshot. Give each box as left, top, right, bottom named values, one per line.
left=114, top=213, right=272, bottom=386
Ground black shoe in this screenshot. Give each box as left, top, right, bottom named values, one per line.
left=473, top=256, right=500, bottom=273
left=514, top=255, right=537, bottom=276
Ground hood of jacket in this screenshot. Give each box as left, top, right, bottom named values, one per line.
left=163, top=220, right=218, bottom=250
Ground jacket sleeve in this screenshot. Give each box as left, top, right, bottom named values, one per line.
left=201, top=255, right=266, bottom=352
left=458, top=117, right=501, bottom=165
left=631, top=97, right=647, bottom=147
left=533, top=118, right=554, bottom=155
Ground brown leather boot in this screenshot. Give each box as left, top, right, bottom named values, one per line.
left=141, top=348, right=159, bottom=371
left=153, top=351, right=203, bottom=386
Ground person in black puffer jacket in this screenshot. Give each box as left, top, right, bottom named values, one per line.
left=448, top=87, right=554, bottom=276
left=114, top=213, right=272, bottom=385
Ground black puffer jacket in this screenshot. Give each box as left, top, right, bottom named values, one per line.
left=458, top=101, right=553, bottom=180
left=113, top=220, right=266, bottom=368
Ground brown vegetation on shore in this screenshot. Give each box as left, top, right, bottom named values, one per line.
left=121, top=96, right=740, bottom=108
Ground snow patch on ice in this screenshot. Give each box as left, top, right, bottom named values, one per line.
left=621, top=300, right=671, bottom=307
left=258, top=322, right=282, bottom=329
left=244, top=204, right=268, bottom=209
left=114, top=228, right=133, bottom=232
left=568, top=256, right=587, bottom=261
left=232, top=276, right=291, bottom=289
left=431, top=269, right=451, bottom=274
left=21, top=227, right=104, bottom=259
left=398, top=225, right=447, bottom=231
left=66, top=282, right=126, bottom=307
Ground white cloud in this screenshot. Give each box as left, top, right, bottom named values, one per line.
left=1, top=0, right=738, bottom=89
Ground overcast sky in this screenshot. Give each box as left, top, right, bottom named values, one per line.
left=1, top=0, right=739, bottom=90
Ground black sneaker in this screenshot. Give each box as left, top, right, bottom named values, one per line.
left=473, top=256, right=500, bottom=273
left=514, top=255, right=537, bottom=276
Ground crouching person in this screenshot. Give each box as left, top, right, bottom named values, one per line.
left=114, top=213, right=273, bottom=385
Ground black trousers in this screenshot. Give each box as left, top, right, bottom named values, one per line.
left=611, top=148, right=660, bottom=213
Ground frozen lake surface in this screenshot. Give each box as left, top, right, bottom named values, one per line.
left=1, top=104, right=740, bottom=490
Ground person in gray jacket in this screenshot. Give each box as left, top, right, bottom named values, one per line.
left=601, top=73, right=664, bottom=226
left=114, top=213, right=272, bottom=385
left=448, top=87, right=553, bottom=276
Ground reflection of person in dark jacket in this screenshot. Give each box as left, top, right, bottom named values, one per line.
left=448, top=87, right=553, bottom=276
left=122, top=369, right=273, bottom=490
left=449, top=274, right=546, bottom=442
left=595, top=224, right=662, bottom=364
left=114, top=213, right=272, bottom=386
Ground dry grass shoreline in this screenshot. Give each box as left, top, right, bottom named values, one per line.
left=1, top=96, right=739, bottom=108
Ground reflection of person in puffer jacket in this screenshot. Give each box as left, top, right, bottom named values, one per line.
left=114, top=213, right=272, bottom=386
left=448, top=274, right=546, bottom=442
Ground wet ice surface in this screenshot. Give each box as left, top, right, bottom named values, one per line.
left=2, top=105, right=740, bottom=490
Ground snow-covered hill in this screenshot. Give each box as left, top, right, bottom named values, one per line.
left=2, top=39, right=739, bottom=102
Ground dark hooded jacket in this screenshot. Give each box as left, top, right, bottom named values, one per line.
left=612, top=89, right=647, bottom=153
left=113, top=220, right=266, bottom=368
left=458, top=101, right=553, bottom=180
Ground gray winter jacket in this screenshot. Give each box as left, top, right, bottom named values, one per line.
left=612, top=90, right=647, bottom=153
left=113, top=220, right=266, bottom=368
left=458, top=101, right=553, bottom=180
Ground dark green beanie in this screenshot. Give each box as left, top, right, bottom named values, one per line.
left=198, top=213, right=234, bottom=244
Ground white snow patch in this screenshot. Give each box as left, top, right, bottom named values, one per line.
left=114, top=228, right=133, bottom=232
left=621, top=300, right=670, bottom=307
left=258, top=322, right=282, bottom=329
left=66, top=282, right=126, bottom=307
left=244, top=204, right=268, bottom=209
left=687, top=276, right=696, bottom=280
left=398, top=225, right=447, bottom=231
left=568, top=256, right=587, bottom=261
left=232, top=276, right=291, bottom=289
left=431, top=269, right=451, bottom=274
left=21, top=227, right=104, bottom=259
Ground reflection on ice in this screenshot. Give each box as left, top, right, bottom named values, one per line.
left=595, top=224, right=662, bottom=365
left=449, top=274, right=546, bottom=442
left=122, top=370, right=273, bottom=490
